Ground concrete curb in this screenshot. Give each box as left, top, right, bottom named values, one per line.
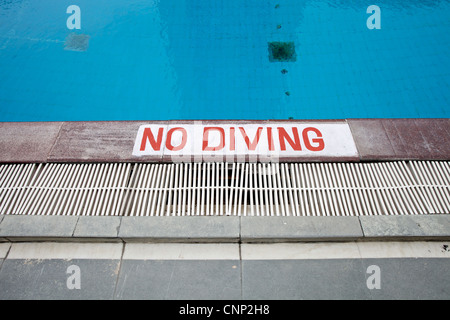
left=359, top=215, right=450, bottom=240
left=0, top=212, right=7, bottom=242
left=0, top=215, right=78, bottom=242
left=73, top=216, right=123, bottom=242
left=118, top=216, right=240, bottom=243
left=240, top=216, right=364, bottom=242
left=0, top=214, right=449, bottom=243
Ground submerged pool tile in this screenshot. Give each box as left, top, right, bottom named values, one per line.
left=64, top=33, right=90, bottom=52
left=268, top=42, right=297, bottom=62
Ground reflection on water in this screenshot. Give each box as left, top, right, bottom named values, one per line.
left=327, top=0, right=449, bottom=10
left=0, top=0, right=449, bottom=121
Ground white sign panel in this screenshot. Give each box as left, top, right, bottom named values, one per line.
left=133, top=122, right=358, bottom=161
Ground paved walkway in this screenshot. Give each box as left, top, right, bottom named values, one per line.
left=0, top=241, right=449, bottom=300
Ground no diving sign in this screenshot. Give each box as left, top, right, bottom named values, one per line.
left=133, top=122, right=358, bottom=161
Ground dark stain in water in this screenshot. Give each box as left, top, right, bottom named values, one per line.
left=268, top=42, right=296, bottom=62
left=64, top=33, right=90, bottom=52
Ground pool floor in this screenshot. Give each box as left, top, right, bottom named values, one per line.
left=0, top=0, right=449, bottom=121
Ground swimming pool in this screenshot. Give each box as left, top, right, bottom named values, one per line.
left=0, top=0, right=449, bottom=121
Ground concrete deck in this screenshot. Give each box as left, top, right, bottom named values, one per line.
left=0, top=241, right=449, bottom=300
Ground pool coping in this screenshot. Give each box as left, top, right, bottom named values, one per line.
left=0, top=214, right=449, bottom=243
left=0, top=118, right=449, bottom=163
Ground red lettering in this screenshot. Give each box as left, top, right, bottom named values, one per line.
left=230, top=127, right=235, bottom=151
left=239, top=127, right=263, bottom=151
left=202, top=127, right=225, bottom=151
left=303, top=127, right=325, bottom=151
left=166, top=127, right=187, bottom=151
left=267, top=127, right=275, bottom=151
left=140, top=127, right=164, bottom=151
left=278, top=127, right=302, bottom=151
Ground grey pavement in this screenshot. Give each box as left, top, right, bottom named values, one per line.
left=242, top=258, right=450, bottom=300
left=0, top=241, right=449, bottom=300
left=114, top=260, right=241, bottom=300
left=2, top=215, right=450, bottom=242
left=0, top=259, right=120, bottom=300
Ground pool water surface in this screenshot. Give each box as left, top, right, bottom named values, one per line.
left=0, top=0, right=449, bottom=121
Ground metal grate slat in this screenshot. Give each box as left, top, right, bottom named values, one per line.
left=0, top=161, right=448, bottom=217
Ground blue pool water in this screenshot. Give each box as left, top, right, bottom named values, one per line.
left=0, top=0, right=449, bottom=121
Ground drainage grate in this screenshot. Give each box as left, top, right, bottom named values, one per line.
left=0, top=161, right=448, bottom=216
left=0, top=163, right=131, bottom=216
